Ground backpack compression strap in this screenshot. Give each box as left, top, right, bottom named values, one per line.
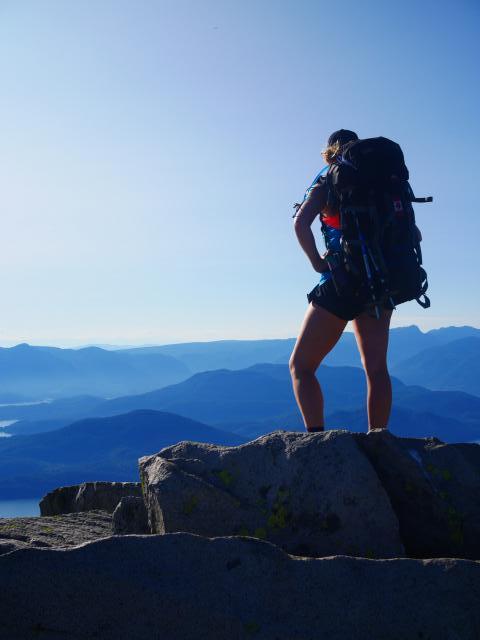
left=412, top=196, right=433, bottom=203
left=415, top=267, right=431, bottom=308
left=416, top=293, right=431, bottom=308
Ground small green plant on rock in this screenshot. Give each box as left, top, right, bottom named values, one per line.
left=213, top=468, right=234, bottom=487
left=266, top=485, right=292, bottom=531
left=244, top=621, right=260, bottom=635
left=182, top=495, right=199, bottom=515
left=267, top=504, right=289, bottom=529
left=446, top=506, right=464, bottom=546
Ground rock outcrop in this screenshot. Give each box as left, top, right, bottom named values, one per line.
left=112, top=496, right=149, bottom=535
left=140, top=429, right=404, bottom=558
left=357, top=430, right=480, bottom=559
left=39, top=481, right=142, bottom=516
left=1, top=429, right=480, bottom=639
left=0, top=533, right=479, bottom=640
left=0, top=511, right=112, bottom=554
left=140, top=429, right=480, bottom=559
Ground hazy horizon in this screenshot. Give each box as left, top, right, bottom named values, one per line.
left=0, top=322, right=478, bottom=349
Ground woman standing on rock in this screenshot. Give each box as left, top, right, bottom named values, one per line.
left=289, top=129, right=394, bottom=433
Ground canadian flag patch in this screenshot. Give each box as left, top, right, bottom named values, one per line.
left=393, top=198, right=404, bottom=213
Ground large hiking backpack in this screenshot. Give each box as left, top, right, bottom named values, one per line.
left=324, top=136, right=431, bottom=318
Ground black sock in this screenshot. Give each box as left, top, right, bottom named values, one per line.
left=307, top=426, right=324, bottom=432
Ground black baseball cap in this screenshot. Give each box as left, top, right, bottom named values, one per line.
left=327, top=129, right=359, bottom=146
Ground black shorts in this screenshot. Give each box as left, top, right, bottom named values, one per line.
left=307, top=278, right=395, bottom=321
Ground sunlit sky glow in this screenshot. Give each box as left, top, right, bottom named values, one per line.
left=0, top=0, right=478, bottom=346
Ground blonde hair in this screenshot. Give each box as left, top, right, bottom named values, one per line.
left=321, top=141, right=342, bottom=165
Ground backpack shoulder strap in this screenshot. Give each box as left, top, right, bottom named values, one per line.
left=292, top=166, right=329, bottom=218
left=325, top=163, right=342, bottom=209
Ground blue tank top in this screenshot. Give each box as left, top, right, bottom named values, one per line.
left=318, top=223, right=342, bottom=286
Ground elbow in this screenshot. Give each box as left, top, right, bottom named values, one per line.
left=294, top=217, right=310, bottom=235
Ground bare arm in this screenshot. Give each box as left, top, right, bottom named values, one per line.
left=293, top=183, right=329, bottom=273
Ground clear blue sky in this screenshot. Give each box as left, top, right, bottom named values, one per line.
left=0, top=0, right=478, bottom=346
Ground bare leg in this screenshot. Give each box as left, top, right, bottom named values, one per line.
left=351, top=308, right=393, bottom=430
left=289, top=302, right=347, bottom=431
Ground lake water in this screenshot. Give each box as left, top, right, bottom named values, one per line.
left=0, top=420, right=17, bottom=437
left=0, top=402, right=46, bottom=436
left=0, top=498, right=40, bottom=518
left=0, top=399, right=52, bottom=407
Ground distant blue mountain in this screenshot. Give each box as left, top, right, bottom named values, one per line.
left=118, top=325, right=480, bottom=372
left=1, top=363, right=369, bottom=431
left=123, top=339, right=299, bottom=372
left=0, top=343, right=190, bottom=399
left=326, top=406, right=480, bottom=444
left=1, top=354, right=478, bottom=498
left=421, top=326, right=480, bottom=345
left=0, top=395, right=104, bottom=424
left=0, top=326, right=478, bottom=401
left=1, top=396, right=477, bottom=499
left=392, top=337, right=480, bottom=397
left=0, top=393, right=36, bottom=404
left=119, top=325, right=480, bottom=373
left=4, top=363, right=480, bottom=445
left=0, top=410, right=247, bottom=499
